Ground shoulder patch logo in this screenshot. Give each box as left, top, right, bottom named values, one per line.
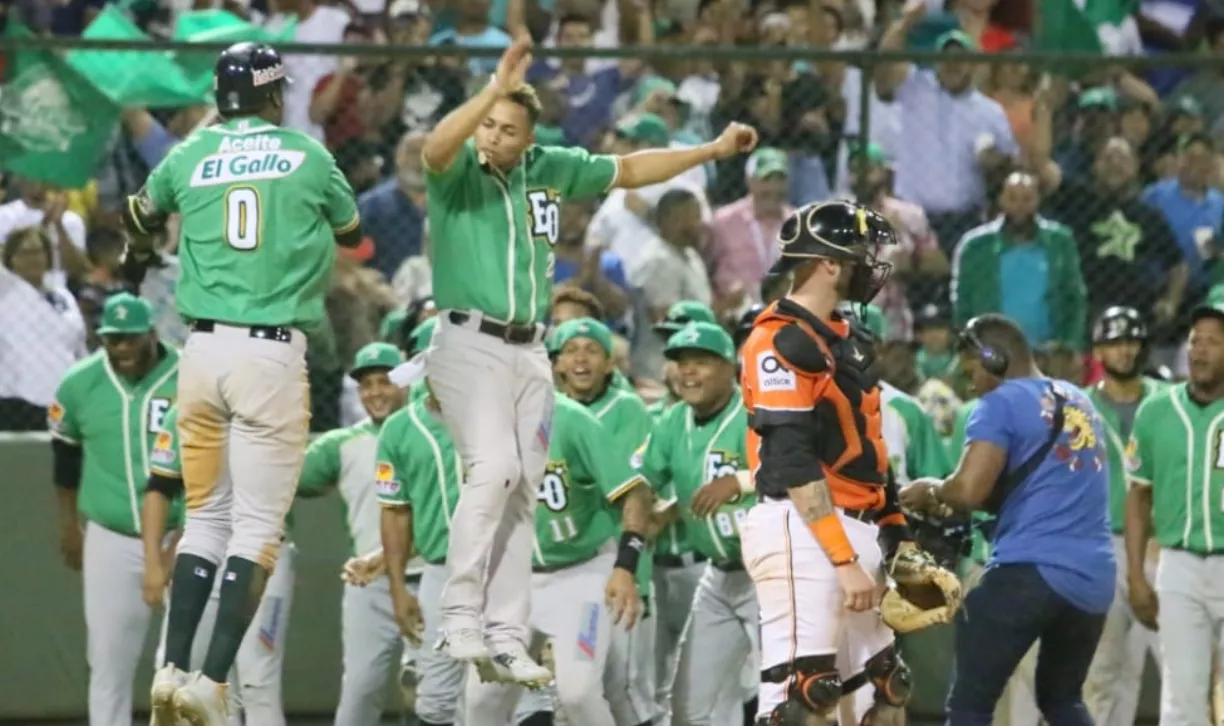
left=756, top=351, right=795, bottom=393
left=47, top=400, right=64, bottom=429
left=151, top=431, right=176, bottom=466
left=375, top=462, right=400, bottom=496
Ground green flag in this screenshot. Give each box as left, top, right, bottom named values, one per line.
left=67, top=5, right=201, bottom=108
left=0, top=25, right=120, bottom=187
left=1035, top=0, right=1139, bottom=52
left=170, top=10, right=297, bottom=101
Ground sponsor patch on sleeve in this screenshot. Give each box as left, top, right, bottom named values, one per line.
left=756, top=351, right=796, bottom=392
left=150, top=431, right=176, bottom=466
left=375, top=461, right=401, bottom=496
left=1124, top=437, right=1141, bottom=474
left=47, top=400, right=65, bottom=431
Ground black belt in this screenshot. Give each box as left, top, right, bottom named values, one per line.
left=654, top=552, right=708, bottom=568
left=191, top=319, right=294, bottom=344
left=711, top=560, right=745, bottom=573
left=449, top=310, right=542, bottom=345
left=763, top=496, right=878, bottom=524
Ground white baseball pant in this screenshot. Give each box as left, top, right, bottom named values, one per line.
left=1155, top=548, right=1224, bottom=726
left=155, top=541, right=296, bottom=725
left=83, top=522, right=166, bottom=726
left=740, top=500, right=894, bottom=720
left=605, top=591, right=661, bottom=726
left=427, top=312, right=553, bottom=650
left=465, top=552, right=617, bottom=726
left=413, top=563, right=469, bottom=724
left=176, top=324, right=310, bottom=570
left=334, top=577, right=404, bottom=726
left=1083, top=535, right=1160, bottom=726
left=652, top=556, right=706, bottom=725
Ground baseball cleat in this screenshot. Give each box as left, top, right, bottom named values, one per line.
left=482, top=648, right=554, bottom=689
left=435, top=628, right=491, bottom=661
left=149, top=664, right=186, bottom=726
left=173, top=673, right=229, bottom=726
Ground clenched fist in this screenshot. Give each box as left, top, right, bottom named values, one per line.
left=712, top=122, right=759, bottom=161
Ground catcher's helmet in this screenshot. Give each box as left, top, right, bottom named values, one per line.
left=1091, top=305, right=1148, bottom=346
left=767, top=201, right=896, bottom=303
left=214, top=42, right=288, bottom=117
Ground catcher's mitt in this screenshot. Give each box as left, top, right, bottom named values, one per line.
left=879, top=544, right=962, bottom=634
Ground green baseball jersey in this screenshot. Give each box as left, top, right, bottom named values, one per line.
left=881, top=382, right=951, bottom=483
left=298, top=419, right=385, bottom=557
left=144, top=117, right=359, bottom=330
left=611, top=369, right=634, bottom=393
left=374, top=400, right=463, bottom=565
left=637, top=389, right=754, bottom=563
left=1127, top=383, right=1224, bottom=553
left=942, top=399, right=995, bottom=565
left=535, top=396, right=646, bottom=568
left=639, top=393, right=693, bottom=557
left=1086, top=378, right=1168, bottom=533
left=50, top=348, right=182, bottom=536
left=583, top=384, right=654, bottom=597
left=647, top=394, right=678, bottom=423
left=426, top=141, right=618, bottom=326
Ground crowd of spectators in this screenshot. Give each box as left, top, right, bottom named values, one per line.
left=2, top=0, right=1224, bottom=432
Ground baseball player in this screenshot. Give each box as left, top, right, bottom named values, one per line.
left=122, top=41, right=363, bottom=724
left=464, top=394, right=654, bottom=725
left=1082, top=306, right=1166, bottom=726
left=48, top=292, right=180, bottom=726
left=1125, top=302, right=1224, bottom=726
left=635, top=322, right=759, bottom=726
left=375, top=357, right=471, bottom=726
left=292, top=342, right=423, bottom=726
left=739, top=201, right=911, bottom=725
left=420, top=32, right=757, bottom=681
left=141, top=403, right=295, bottom=726
left=550, top=317, right=659, bottom=726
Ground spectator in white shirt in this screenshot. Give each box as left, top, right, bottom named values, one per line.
left=628, top=188, right=713, bottom=378
left=265, top=0, right=351, bottom=141
left=0, top=178, right=90, bottom=289
left=0, top=227, right=86, bottom=430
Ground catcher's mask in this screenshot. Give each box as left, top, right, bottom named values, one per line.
left=767, top=201, right=896, bottom=304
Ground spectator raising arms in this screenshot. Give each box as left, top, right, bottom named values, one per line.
left=952, top=172, right=1087, bottom=350
left=0, top=227, right=86, bottom=431
left=0, top=178, right=90, bottom=289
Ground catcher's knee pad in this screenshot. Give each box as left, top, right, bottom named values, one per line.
left=864, top=645, right=912, bottom=708
left=762, top=654, right=841, bottom=724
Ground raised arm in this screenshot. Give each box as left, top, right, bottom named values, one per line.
left=613, top=122, right=758, bottom=189
left=421, top=35, right=534, bottom=173
left=874, top=0, right=926, bottom=98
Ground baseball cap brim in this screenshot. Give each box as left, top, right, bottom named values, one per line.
left=97, top=324, right=151, bottom=336
left=1191, top=304, right=1224, bottom=326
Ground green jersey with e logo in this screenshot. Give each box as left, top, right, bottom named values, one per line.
left=425, top=140, right=618, bottom=326
left=1127, top=383, right=1224, bottom=553
left=143, top=117, right=359, bottom=330
left=534, top=395, right=647, bottom=568
left=636, top=389, right=755, bottom=563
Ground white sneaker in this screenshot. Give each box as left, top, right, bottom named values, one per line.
left=173, top=673, right=229, bottom=726
left=435, top=628, right=491, bottom=661
left=483, top=648, right=554, bottom=689
left=149, top=664, right=186, bottom=726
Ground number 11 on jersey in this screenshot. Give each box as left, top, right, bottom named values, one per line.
left=549, top=516, right=577, bottom=542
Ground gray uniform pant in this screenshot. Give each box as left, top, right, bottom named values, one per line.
left=334, top=578, right=403, bottom=726
left=671, top=564, right=760, bottom=726
left=1083, top=535, right=1160, bottom=726
left=652, top=557, right=706, bottom=725
left=428, top=312, right=553, bottom=649
left=1156, top=548, right=1224, bottom=726
left=467, top=552, right=618, bottom=726
left=605, top=588, right=660, bottom=726
left=154, top=541, right=296, bottom=726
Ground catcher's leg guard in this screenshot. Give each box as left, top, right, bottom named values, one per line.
left=761, top=654, right=841, bottom=725
left=857, top=645, right=912, bottom=726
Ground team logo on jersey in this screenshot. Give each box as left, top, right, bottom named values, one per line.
left=630, top=438, right=648, bottom=469
left=576, top=602, right=600, bottom=660
left=526, top=188, right=561, bottom=245
left=189, top=150, right=306, bottom=187
left=1125, top=437, right=1141, bottom=474
left=47, top=400, right=65, bottom=429
left=375, top=462, right=400, bottom=496
left=756, top=351, right=795, bottom=392
left=151, top=431, right=176, bottom=467
left=537, top=462, right=570, bottom=512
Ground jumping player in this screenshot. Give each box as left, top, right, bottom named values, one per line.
left=738, top=201, right=909, bottom=725
left=421, top=33, right=757, bottom=683
left=123, top=41, right=362, bottom=725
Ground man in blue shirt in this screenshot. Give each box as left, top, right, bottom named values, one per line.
left=902, top=313, right=1115, bottom=726
left=1142, top=133, right=1224, bottom=299
left=357, top=131, right=427, bottom=280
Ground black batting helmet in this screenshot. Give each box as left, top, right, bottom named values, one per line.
left=214, top=42, right=288, bottom=117
left=1091, top=306, right=1148, bottom=345
left=766, top=201, right=896, bottom=303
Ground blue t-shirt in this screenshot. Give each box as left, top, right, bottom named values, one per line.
left=1141, top=178, right=1224, bottom=290
left=966, top=378, right=1116, bottom=614
left=527, top=64, right=626, bottom=147
left=999, top=243, right=1052, bottom=346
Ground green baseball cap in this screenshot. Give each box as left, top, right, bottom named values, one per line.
left=850, top=141, right=892, bottom=167
left=665, top=322, right=736, bottom=364
left=745, top=147, right=789, bottom=180
left=350, top=342, right=405, bottom=379
left=96, top=293, right=155, bottom=336
left=551, top=317, right=613, bottom=357
left=634, top=76, right=682, bottom=106
left=614, top=113, right=671, bottom=147
left=653, top=300, right=718, bottom=337
left=379, top=308, right=408, bottom=342
left=1078, top=87, right=1118, bottom=112
left=406, top=317, right=438, bottom=357
left=935, top=29, right=976, bottom=51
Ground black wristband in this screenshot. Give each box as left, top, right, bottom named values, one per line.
left=146, top=473, right=185, bottom=499
left=52, top=439, right=83, bottom=491
left=614, top=532, right=646, bottom=573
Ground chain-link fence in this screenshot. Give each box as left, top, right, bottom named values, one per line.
left=0, top=18, right=1220, bottom=431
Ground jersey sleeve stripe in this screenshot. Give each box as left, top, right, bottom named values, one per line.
left=605, top=474, right=647, bottom=503
left=149, top=465, right=179, bottom=478
left=605, top=156, right=622, bottom=193
left=50, top=431, right=80, bottom=446
left=378, top=499, right=411, bottom=508
left=332, top=214, right=361, bottom=235
left=1128, top=475, right=1152, bottom=487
